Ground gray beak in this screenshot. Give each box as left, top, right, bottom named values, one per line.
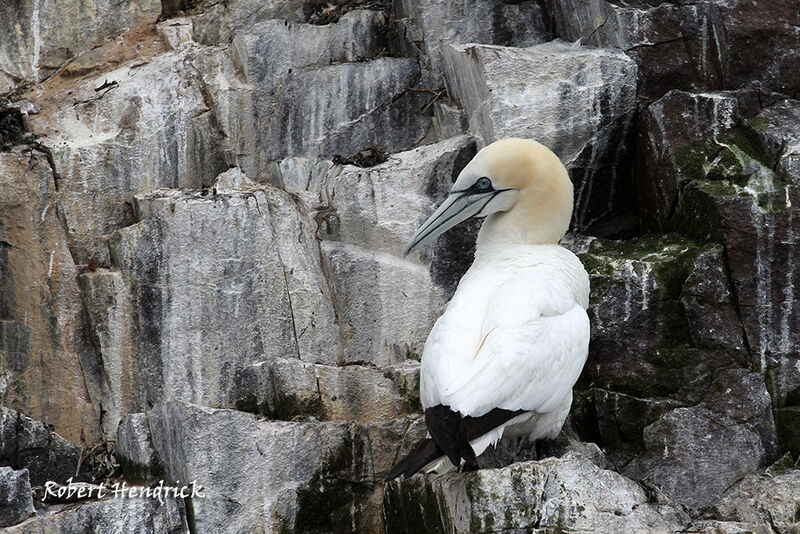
left=404, top=190, right=499, bottom=255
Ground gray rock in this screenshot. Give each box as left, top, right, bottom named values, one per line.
left=626, top=407, right=765, bottom=511
left=36, top=49, right=228, bottom=265
left=78, top=270, right=127, bottom=439
left=574, top=236, right=777, bottom=485
left=383, top=451, right=689, bottom=534
left=393, top=0, right=547, bottom=75
left=116, top=413, right=160, bottom=483
left=144, top=401, right=425, bottom=533
left=680, top=245, right=746, bottom=351
left=319, top=135, right=476, bottom=255
left=107, top=177, right=341, bottom=412
left=691, top=520, right=771, bottom=534
left=0, top=407, right=83, bottom=487
left=6, top=496, right=189, bottom=534
left=193, top=46, right=433, bottom=179
left=701, top=369, right=778, bottom=460
left=553, top=0, right=800, bottom=99
left=230, top=10, right=388, bottom=94
left=0, top=467, right=35, bottom=527
left=241, top=357, right=417, bottom=422
left=192, top=0, right=309, bottom=45
left=156, top=17, right=194, bottom=51
left=442, top=41, right=637, bottom=232
left=673, top=137, right=800, bottom=431
left=714, top=468, right=800, bottom=533
left=321, top=241, right=447, bottom=366
left=433, top=101, right=468, bottom=140
left=636, top=91, right=740, bottom=230
left=553, top=0, right=727, bottom=99
left=0, top=0, right=160, bottom=88
left=752, top=99, right=800, bottom=180
left=264, top=57, right=433, bottom=160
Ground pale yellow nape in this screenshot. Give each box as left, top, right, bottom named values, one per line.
left=471, top=138, right=574, bottom=247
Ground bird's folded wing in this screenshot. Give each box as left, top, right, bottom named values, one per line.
left=421, top=272, right=590, bottom=418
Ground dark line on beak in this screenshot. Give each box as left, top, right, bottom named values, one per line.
left=408, top=190, right=505, bottom=252
left=413, top=191, right=468, bottom=239
left=408, top=193, right=472, bottom=250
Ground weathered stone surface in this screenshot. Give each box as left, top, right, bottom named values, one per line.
left=751, top=98, right=800, bottom=179
left=384, top=450, right=689, bottom=534
left=707, top=0, right=800, bottom=99
left=680, top=245, right=745, bottom=351
left=433, top=101, right=468, bottom=140
left=194, top=44, right=432, bottom=179
left=107, top=176, right=341, bottom=412
left=673, top=142, right=800, bottom=418
left=141, top=401, right=426, bottom=533
left=0, top=151, right=99, bottom=444
left=116, top=413, right=160, bottom=482
left=574, top=236, right=777, bottom=505
left=636, top=91, right=740, bottom=230
left=322, top=242, right=447, bottom=366
left=626, top=407, right=765, bottom=511
left=0, top=0, right=160, bottom=89
left=265, top=57, right=433, bottom=159
left=237, top=357, right=419, bottom=423
left=714, top=468, right=800, bottom=533
left=230, top=10, right=388, bottom=92
left=192, top=0, right=310, bottom=45
left=6, top=496, right=189, bottom=534
left=34, top=49, right=228, bottom=266
left=442, top=41, right=637, bottom=232
left=0, top=407, right=83, bottom=487
left=318, top=135, right=476, bottom=255
left=156, top=17, right=194, bottom=51
left=0, top=467, right=35, bottom=527
left=393, top=0, right=547, bottom=74
left=2, top=0, right=799, bottom=529
left=78, top=270, right=127, bottom=439
left=553, top=0, right=727, bottom=99
left=553, top=0, right=800, bottom=100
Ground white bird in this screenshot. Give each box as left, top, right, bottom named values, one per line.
left=386, top=138, right=590, bottom=479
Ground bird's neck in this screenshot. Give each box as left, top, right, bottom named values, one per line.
left=476, top=188, right=572, bottom=248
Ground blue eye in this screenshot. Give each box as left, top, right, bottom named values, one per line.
left=476, top=177, right=492, bottom=192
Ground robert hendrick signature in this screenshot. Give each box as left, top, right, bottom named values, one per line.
left=43, top=477, right=205, bottom=505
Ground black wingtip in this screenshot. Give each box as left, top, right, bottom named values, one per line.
left=384, top=438, right=442, bottom=482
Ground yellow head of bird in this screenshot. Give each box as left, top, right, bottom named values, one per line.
left=405, top=138, right=574, bottom=254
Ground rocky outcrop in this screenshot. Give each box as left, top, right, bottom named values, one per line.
left=0, top=0, right=161, bottom=91
left=384, top=449, right=689, bottom=534
left=0, top=151, right=99, bottom=443
left=119, top=401, right=427, bottom=533
left=1, top=0, right=798, bottom=532
left=6, top=496, right=190, bottom=533
left=0, top=467, right=35, bottom=527
left=0, top=407, right=81, bottom=487
left=442, top=41, right=637, bottom=233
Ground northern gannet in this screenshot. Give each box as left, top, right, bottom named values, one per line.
left=386, top=138, right=590, bottom=479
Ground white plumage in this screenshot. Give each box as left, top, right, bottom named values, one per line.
left=387, top=137, right=591, bottom=479
left=420, top=244, right=590, bottom=470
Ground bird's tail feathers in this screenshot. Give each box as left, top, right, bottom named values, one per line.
left=384, top=438, right=441, bottom=481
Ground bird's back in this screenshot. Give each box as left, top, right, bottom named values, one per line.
left=420, top=244, right=590, bottom=419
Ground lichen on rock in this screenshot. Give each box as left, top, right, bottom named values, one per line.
left=0, top=0, right=799, bottom=531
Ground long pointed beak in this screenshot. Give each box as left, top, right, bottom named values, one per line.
left=404, top=191, right=498, bottom=255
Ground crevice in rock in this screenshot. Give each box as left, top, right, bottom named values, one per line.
left=184, top=494, right=199, bottom=534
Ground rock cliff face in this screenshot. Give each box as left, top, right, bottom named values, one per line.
left=0, top=0, right=798, bottom=532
